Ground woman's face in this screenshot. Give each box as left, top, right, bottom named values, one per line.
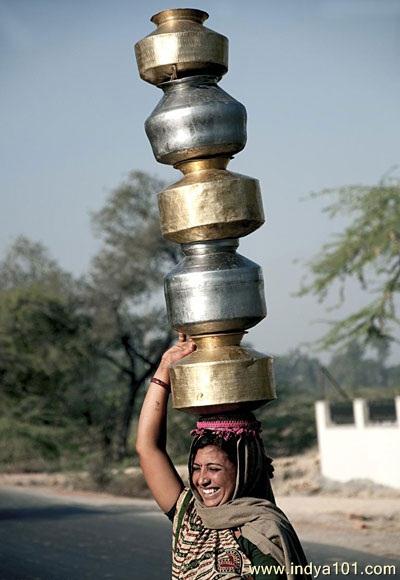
left=192, top=445, right=236, bottom=507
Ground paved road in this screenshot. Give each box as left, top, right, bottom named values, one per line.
left=0, top=487, right=398, bottom=580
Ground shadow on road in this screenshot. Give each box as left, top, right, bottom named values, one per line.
left=0, top=505, right=107, bottom=521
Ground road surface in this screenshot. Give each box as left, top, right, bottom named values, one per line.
left=0, top=487, right=398, bottom=579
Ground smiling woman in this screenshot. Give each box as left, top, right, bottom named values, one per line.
left=192, top=444, right=236, bottom=507
left=135, top=335, right=310, bottom=580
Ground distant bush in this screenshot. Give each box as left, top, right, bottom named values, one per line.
left=257, top=393, right=317, bottom=457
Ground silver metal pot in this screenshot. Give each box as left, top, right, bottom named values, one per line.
left=145, top=75, right=247, bottom=165
left=164, top=239, right=266, bottom=335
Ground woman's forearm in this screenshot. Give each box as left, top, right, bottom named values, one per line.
left=136, top=362, right=171, bottom=454
left=136, top=335, right=195, bottom=455
left=134, top=335, right=195, bottom=511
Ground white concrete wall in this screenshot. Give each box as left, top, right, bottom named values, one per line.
left=315, top=397, right=400, bottom=489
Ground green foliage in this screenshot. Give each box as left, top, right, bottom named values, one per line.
left=0, top=399, right=86, bottom=472
left=0, top=286, right=92, bottom=403
left=90, top=170, right=179, bottom=301
left=257, top=394, right=316, bottom=457
left=87, top=170, right=182, bottom=460
left=0, top=171, right=183, bottom=470
left=254, top=350, right=319, bottom=456
left=298, top=171, right=400, bottom=351
left=0, top=235, right=72, bottom=292
left=0, top=239, right=109, bottom=470
left=0, top=237, right=92, bottom=418
left=273, top=349, right=322, bottom=395
left=327, top=340, right=391, bottom=390
left=257, top=342, right=400, bottom=456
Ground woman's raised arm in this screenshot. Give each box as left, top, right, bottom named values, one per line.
left=135, top=334, right=195, bottom=512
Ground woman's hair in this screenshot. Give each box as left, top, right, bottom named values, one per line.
left=192, top=432, right=238, bottom=466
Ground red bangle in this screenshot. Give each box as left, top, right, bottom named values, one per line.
left=151, top=377, right=171, bottom=391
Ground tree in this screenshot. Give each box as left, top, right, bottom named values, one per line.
left=298, top=170, right=400, bottom=352
left=327, top=339, right=391, bottom=391
left=0, top=235, right=73, bottom=292
left=0, top=172, right=183, bottom=468
left=87, top=171, right=181, bottom=460
left=273, top=349, right=321, bottom=395
left=0, top=238, right=90, bottom=406
left=0, top=238, right=99, bottom=469
left=255, top=349, right=322, bottom=455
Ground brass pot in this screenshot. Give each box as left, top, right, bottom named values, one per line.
left=158, top=159, right=265, bottom=242
left=170, top=333, right=276, bottom=414
left=134, top=9, right=228, bottom=86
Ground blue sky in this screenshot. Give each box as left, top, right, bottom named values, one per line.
left=1, top=0, right=400, bottom=360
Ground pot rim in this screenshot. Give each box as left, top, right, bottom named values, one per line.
left=151, top=8, right=209, bottom=27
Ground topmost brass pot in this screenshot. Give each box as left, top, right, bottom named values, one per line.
left=134, top=8, right=228, bottom=86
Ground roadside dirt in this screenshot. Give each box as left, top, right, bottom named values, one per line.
left=278, top=495, right=400, bottom=560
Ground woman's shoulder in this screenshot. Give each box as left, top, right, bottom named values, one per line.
left=165, top=487, right=193, bottom=523
left=177, top=487, right=193, bottom=509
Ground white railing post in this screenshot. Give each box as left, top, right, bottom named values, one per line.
left=353, top=398, right=367, bottom=428
left=395, top=396, right=400, bottom=429
left=315, top=400, right=329, bottom=431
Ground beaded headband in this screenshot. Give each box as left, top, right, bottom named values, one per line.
left=191, top=417, right=262, bottom=441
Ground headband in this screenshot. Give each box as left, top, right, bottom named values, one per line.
left=190, top=417, right=262, bottom=441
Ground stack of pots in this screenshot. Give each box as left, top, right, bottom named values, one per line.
left=135, top=8, right=276, bottom=414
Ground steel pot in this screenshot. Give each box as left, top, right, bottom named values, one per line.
left=158, top=158, right=264, bottom=243
left=145, top=75, right=247, bottom=165
left=170, top=333, right=276, bottom=414
left=164, top=239, right=266, bottom=335
left=134, top=8, right=228, bottom=86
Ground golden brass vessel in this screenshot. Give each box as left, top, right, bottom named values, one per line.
left=158, top=159, right=265, bottom=243
left=134, top=9, right=228, bottom=86
left=170, top=333, right=276, bottom=414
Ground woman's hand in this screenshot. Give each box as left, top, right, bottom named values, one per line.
left=155, top=333, right=196, bottom=384
left=161, top=333, right=196, bottom=367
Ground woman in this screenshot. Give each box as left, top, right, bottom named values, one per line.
left=136, top=334, right=310, bottom=580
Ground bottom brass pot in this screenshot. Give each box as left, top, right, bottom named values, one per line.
left=170, top=333, right=276, bottom=414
